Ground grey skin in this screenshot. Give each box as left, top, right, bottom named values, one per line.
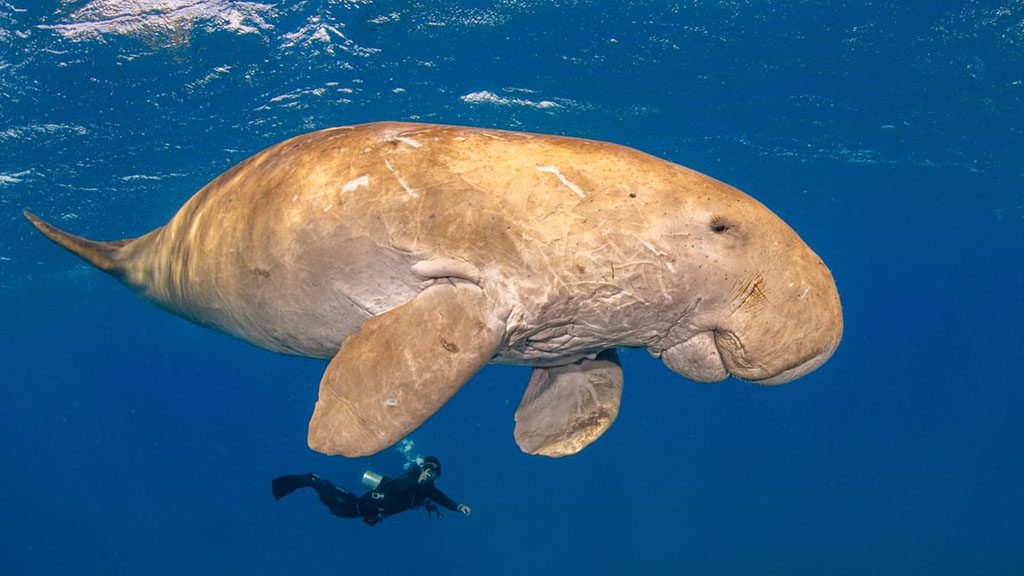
left=25, top=122, right=843, bottom=458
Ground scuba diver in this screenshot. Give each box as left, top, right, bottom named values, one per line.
left=271, top=456, right=471, bottom=526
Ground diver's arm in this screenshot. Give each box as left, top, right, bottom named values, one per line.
left=426, top=486, right=464, bottom=513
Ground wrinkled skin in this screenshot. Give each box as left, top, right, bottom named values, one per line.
left=25, top=122, right=842, bottom=457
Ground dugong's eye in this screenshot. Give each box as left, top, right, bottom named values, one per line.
left=709, top=216, right=732, bottom=234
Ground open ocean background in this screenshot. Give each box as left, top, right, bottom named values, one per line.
left=2, top=1, right=1022, bottom=574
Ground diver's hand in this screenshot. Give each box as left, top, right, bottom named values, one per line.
left=458, top=504, right=471, bottom=516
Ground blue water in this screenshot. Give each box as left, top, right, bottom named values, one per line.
left=2, top=1, right=1022, bottom=574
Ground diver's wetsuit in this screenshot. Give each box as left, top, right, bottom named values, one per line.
left=274, top=468, right=461, bottom=526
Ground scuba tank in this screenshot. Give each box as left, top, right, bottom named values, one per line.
left=361, top=470, right=384, bottom=490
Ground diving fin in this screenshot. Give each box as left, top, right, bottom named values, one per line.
left=271, top=474, right=314, bottom=500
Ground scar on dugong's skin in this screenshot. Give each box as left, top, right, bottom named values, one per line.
left=25, top=122, right=843, bottom=458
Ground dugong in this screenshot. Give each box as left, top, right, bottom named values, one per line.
left=25, top=122, right=842, bottom=458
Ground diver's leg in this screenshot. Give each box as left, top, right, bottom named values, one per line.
left=308, top=476, right=360, bottom=517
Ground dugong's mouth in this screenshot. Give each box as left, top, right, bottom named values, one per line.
left=713, top=329, right=833, bottom=386
left=658, top=328, right=836, bottom=386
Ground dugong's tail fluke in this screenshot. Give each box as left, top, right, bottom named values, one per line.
left=23, top=211, right=130, bottom=274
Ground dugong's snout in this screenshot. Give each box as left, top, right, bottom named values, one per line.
left=654, top=180, right=843, bottom=387
left=712, top=255, right=843, bottom=385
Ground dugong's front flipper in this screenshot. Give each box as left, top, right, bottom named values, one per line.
left=514, top=350, right=623, bottom=457
left=307, top=284, right=504, bottom=457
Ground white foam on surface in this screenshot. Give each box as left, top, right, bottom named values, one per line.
left=40, top=0, right=277, bottom=45
left=460, top=90, right=560, bottom=109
